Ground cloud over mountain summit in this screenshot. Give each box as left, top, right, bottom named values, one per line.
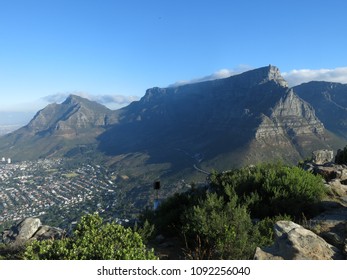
left=43, top=93, right=140, bottom=109
left=282, top=67, right=347, bottom=86
left=170, top=66, right=347, bottom=88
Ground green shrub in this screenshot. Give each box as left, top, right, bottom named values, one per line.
left=141, top=190, right=205, bottom=237
left=24, top=214, right=158, bottom=260
left=133, top=219, right=155, bottom=243
left=253, top=214, right=292, bottom=246
left=210, top=162, right=326, bottom=219
left=182, top=192, right=259, bottom=259
left=142, top=162, right=327, bottom=259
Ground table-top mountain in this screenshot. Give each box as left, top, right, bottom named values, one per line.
left=0, top=65, right=345, bottom=181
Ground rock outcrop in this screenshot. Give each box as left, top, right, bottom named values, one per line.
left=255, top=89, right=327, bottom=160
left=2, top=217, right=42, bottom=245
left=303, top=160, right=347, bottom=183
left=256, top=151, right=347, bottom=260
left=2, top=217, right=64, bottom=246
left=312, top=149, right=334, bottom=165
left=254, top=220, right=344, bottom=260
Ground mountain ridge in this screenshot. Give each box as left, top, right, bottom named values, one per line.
left=0, top=65, right=346, bottom=182
left=294, top=81, right=347, bottom=139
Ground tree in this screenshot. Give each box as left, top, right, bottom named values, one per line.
left=24, top=214, right=158, bottom=260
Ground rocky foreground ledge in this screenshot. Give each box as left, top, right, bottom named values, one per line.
left=254, top=220, right=346, bottom=260
left=1, top=217, right=64, bottom=247
left=2, top=150, right=347, bottom=260
left=255, top=150, right=347, bottom=260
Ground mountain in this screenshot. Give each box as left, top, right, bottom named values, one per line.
left=0, top=66, right=344, bottom=182
left=98, top=65, right=341, bottom=178
left=294, top=81, right=347, bottom=139
left=0, top=95, right=119, bottom=159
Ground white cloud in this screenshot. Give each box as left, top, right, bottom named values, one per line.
left=93, top=95, right=140, bottom=106
left=42, top=92, right=140, bottom=109
left=169, top=65, right=253, bottom=87
left=42, top=93, right=69, bottom=103
left=283, top=67, right=347, bottom=87
left=169, top=65, right=347, bottom=88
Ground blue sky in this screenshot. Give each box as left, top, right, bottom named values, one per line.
left=0, top=0, right=347, bottom=121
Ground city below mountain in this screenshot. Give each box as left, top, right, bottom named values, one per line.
left=2, top=65, right=347, bottom=260
left=0, top=65, right=347, bottom=185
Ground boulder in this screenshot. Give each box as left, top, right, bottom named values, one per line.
left=32, top=225, right=65, bottom=241
left=327, top=179, right=347, bottom=197
left=312, top=164, right=347, bottom=182
left=312, top=150, right=334, bottom=165
left=2, top=217, right=64, bottom=246
left=309, top=208, right=347, bottom=251
left=254, top=220, right=344, bottom=260
left=2, top=217, right=41, bottom=245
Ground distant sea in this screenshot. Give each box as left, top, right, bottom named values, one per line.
left=0, top=124, right=22, bottom=135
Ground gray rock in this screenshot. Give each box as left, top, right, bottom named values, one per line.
left=327, top=179, right=347, bottom=197
left=2, top=217, right=42, bottom=245
left=254, top=221, right=344, bottom=260
left=2, top=217, right=64, bottom=246
left=321, top=232, right=344, bottom=248
left=32, top=225, right=65, bottom=241
left=254, top=88, right=326, bottom=165
left=311, top=164, right=347, bottom=182
left=312, top=150, right=334, bottom=165
left=309, top=208, right=347, bottom=252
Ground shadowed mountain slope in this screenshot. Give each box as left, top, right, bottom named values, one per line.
left=98, top=66, right=341, bottom=176
left=294, top=82, right=347, bottom=139
left=0, top=66, right=343, bottom=181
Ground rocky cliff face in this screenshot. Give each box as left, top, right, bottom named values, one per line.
left=294, top=81, right=347, bottom=139
left=99, top=65, right=337, bottom=171
left=254, top=89, right=327, bottom=158
left=0, top=66, right=343, bottom=177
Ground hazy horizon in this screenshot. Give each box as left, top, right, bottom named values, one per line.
left=1, top=0, right=346, bottom=117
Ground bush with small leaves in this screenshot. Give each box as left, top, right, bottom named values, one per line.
left=210, top=162, right=326, bottom=219
left=24, top=214, right=158, bottom=260
left=182, top=192, right=259, bottom=259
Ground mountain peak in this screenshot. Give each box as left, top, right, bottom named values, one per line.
left=267, top=65, right=288, bottom=86
left=61, top=94, right=115, bottom=114
left=20, top=94, right=119, bottom=141
left=62, top=94, right=89, bottom=106
left=238, top=65, right=289, bottom=88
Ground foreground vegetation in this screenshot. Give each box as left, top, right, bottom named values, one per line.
left=142, top=162, right=327, bottom=259
left=0, top=162, right=327, bottom=260
left=24, top=214, right=157, bottom=260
